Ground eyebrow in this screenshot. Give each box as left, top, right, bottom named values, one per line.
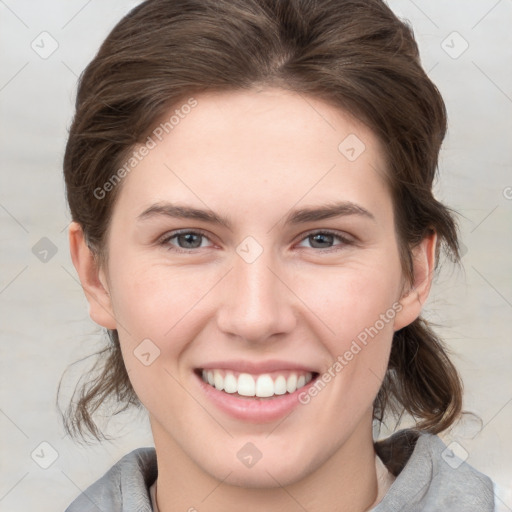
left=136, top=200, right=375, bottom=229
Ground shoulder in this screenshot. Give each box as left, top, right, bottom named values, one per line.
left=65, top=447, right=157, bottom=512
left=373, top=430, right=496, bottom=512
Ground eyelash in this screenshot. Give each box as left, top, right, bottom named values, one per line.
left=158, top=229, right=354, bottom=254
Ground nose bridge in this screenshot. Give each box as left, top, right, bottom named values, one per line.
left=216, top=244, right=295, bottom=342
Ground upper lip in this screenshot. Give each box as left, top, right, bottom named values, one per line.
left=197, top=359, right=319, bottom=374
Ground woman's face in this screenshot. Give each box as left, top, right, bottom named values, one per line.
left=88, top=88, right=424, bottom=486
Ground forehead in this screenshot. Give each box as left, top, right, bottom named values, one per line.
left=114, top=87, right=391, bottom=223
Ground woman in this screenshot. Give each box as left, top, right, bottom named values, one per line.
left=61, top=0, right=497, bottom=510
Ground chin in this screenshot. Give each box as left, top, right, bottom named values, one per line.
left=196, top=443, right=318, bottom=489
left=221, top=463, right=306, bottom=489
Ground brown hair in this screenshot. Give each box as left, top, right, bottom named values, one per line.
left=60, top=0, right=463, bottom=442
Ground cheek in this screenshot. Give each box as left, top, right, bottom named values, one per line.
left=299, top=257, right=403, bottom=344
left=105, top=257, right=205, bottom=389
left=298, top=258, right=401, bottom=406
left=109, top=264, right=202, bottom=419
left=299, top=284, right=399, bottom=438
left=109, top=258, right=208, bottom=340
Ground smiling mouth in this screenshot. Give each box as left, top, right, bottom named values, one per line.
left=195, top=368, right=319, bottom=399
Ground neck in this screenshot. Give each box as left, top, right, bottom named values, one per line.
left=151, top=412, right=379, bottom=512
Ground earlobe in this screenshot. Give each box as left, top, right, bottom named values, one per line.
left=68, top=222, right=117, bottom=330
left=393, top=231, right=437, bottom=331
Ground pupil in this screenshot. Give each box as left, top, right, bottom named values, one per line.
left=311, top=233, right=333, bottom=248
left=180, top=233, right=201, bottom=248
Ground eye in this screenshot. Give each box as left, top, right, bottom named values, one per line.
left=159, top=230, right=214, bottom=252
left=158, top=229, right=353, bottom=254
left=296, top=230, right=353, bottom=251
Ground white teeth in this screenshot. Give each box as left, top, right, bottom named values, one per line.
left=214, top=370, right=224, bottom=391
left=200, top=369, right=314, bottom=397
left=274, top=375, right=287, bottom=395
left=286, top=374, right=297, bottom=393
left=238, top=373, right=256, bottom=396
left=223, top=372, right=238, bottom=393
left=256, top=374, right=274, bottom=397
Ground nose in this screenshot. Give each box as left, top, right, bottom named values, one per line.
left=216, top=249, right=297, bottom=344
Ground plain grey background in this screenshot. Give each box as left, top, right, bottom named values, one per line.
left=0, top=1, right=511, bottom=510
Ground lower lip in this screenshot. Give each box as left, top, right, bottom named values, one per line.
left=195, top=371, right=318, bottom=423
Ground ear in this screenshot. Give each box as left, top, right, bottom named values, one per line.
left=68, top=222, right=117, bottom=330
left=393, top=231, right=437, bottom=331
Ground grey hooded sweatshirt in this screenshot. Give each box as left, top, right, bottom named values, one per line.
left=65, top=430, right=497, bottom=511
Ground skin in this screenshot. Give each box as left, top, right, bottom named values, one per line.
left=70, top=87, right=436, bottom=512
